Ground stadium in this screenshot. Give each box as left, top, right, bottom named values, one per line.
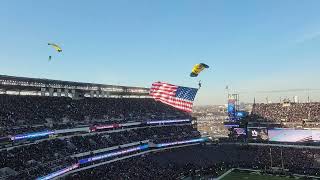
left=0, top=75, right=319, bottom=180
left=2, top=1, right=320, bottom=179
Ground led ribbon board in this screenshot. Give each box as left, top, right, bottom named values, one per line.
left=146, top=119, right=190, bottom=124
left=78, top=145, right=149, bottom=164
left=36, top=163, right=79, bottom=180
left=11, top=131, right=54, bottom=141
left=156, top=138, right=207, bottom=148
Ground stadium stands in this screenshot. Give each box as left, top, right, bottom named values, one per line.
left=0, top=95, right=190, bottom=136
left=251, top=102, right=320, bottom=123
left=0, top=125, right=200, bottom=179
left=65, top=144, right=320, bottom=179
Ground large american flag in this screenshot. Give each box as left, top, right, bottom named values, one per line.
left=150, top=82, right=198, bottom=113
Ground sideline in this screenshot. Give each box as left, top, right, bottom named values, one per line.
left=215, top=168, right=234, bottom=180
left=216, top=168, right=320, bottom=180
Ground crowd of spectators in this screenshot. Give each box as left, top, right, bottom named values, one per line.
left=251, top=102, right=320, bottom=123
left=0, top=94, right=190, bottom=135
left=66, top=153, right=228, bottom=180
left=65, top=144, right=320, bottom=179
left=1, top=120, right=319, bottom=179
left=0, top=125, right=199, bottom=179
left=2, top=94, right=320, bottom=180
left=0, top=93, right=198, bottom=179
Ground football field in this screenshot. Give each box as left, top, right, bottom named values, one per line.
left=221, top=170, right=293, bottom=180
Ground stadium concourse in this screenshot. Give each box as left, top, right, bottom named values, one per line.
left=0, top=76, right=320, bottom=179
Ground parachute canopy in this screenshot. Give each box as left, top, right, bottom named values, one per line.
left=48, top=43, right=62, bottom=52
left=190, top=63, right=209, bottom=77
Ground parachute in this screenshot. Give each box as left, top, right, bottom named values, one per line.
left=48, top=43, right=62, bottom=52
left=190, top=63, right=209, bottom=77
left=48, top=43, right=62, bottom=61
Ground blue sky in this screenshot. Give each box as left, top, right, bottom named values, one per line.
left=1, top=0, right=320, bottom=104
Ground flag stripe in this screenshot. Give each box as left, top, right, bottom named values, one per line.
left=152, top=96, right=193, bottom=105
left=151, top=92, right=176, bottom=97
left=157, top=98, right=193, bottom=112
left=150, top=87, right=177, bottom=92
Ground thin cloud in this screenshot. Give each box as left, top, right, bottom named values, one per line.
left=295, top=31, right=320, bottom=44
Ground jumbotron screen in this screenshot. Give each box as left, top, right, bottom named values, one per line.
left=268, top=129, right=320, bottom=142
left=233, top=128, right=246, bottom=136
left=247, top=127, right=268, bottom=140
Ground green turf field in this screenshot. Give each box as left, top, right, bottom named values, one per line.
left=221, top=171, right=293, bottom=180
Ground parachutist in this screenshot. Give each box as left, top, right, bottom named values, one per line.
left=47, top=43, right=62, bottom=61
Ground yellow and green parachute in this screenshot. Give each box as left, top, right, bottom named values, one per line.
left=190, top=63, right=209, bottom=77
left=48, top=43, right=62, bottom=52
left=48, top=43, right=62, bottom=61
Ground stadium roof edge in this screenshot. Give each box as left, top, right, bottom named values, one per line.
left=0, top=74, right=149, bottom=91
